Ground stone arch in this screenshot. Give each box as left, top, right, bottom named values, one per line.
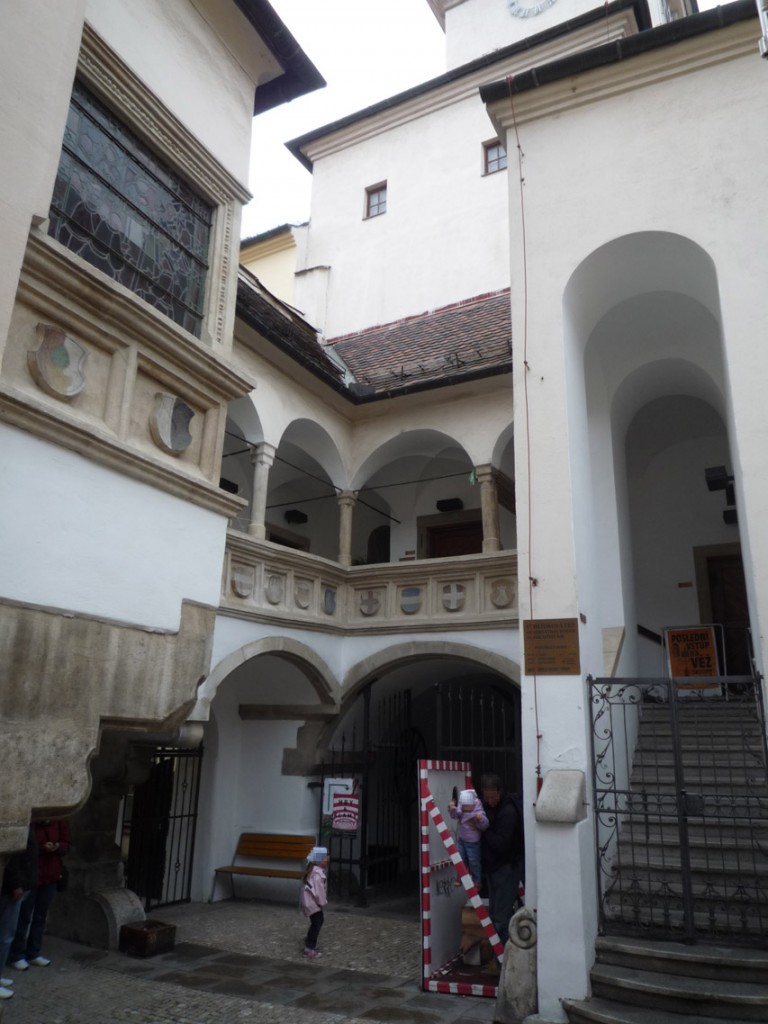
left=192, top=636, right=341, bottom=721
left=563, top=230, right=737, bottom=677
left=226, top=395, right=264, bottom=445
left=342, top=639, right=520, bottom=709
left=350, top=428, right=473, bottom=491
left=276, top=418, right=348, bottom=490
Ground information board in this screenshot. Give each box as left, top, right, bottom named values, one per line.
left=664, top=625, right=720, bottom=683
left=523, top=617, right=581, bottom=675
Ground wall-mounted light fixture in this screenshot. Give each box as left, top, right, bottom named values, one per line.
left=436, top=498, right=463, bottom=513
left=705, top=465, right=737, bottom=525
left=284, top=509, right=308, bottom=525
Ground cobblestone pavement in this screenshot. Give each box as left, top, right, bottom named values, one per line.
left=0, top=899, right=500, bottom=1024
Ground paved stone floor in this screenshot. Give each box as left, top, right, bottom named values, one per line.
left=0, top=899, right=500, bottom=1024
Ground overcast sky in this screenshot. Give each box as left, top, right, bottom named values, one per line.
left=242, top=0, right=446, bottom=239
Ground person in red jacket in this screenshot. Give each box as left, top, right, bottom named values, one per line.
left=9, top=819, right=70, bottom=971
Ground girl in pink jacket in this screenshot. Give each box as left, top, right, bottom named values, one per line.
left=300, top=847, right=329, bottom=958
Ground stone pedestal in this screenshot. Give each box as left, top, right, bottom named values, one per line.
left=495, top=907, right=538, bottom=1023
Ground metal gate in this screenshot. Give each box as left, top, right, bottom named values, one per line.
left=320, top=677, right=521, bottom=904
left=123, top=745, right=203, bottom=910
left=589, top=675, right=768, bottom=944
left=436, top=679, right=522, bottom=795
left=319, top=686, right=425, bottom=904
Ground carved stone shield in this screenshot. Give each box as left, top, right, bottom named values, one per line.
left=265, top=574, right=284, bottom=605
left=323, top=588, right=337, bottom=615
left=359, top=590, right=381, bottom=617
left=294, top=579, right=312, bottom=609
left=490, top=578, right=514, bottom=608
left=28, top=323, right=87, bottom=399
left=400, top=587, right=421, bottom=615
left=442, top=582, right=466, bottom=612
left=231, top=564, right=254, bottom=598
left=149, top=392, right=194, bottom=454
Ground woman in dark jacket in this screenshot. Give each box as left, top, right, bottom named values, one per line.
left=9, top=819, right=69, bottom=971
left=0, top=828, right=38, bottom=998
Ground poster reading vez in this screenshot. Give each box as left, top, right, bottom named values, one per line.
left=665, top=626, right=719, bottom=677
left=523, top=618, right=581, bottom=675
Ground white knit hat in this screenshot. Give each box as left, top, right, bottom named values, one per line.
left=459, top=789, right=476, bottom=805
left=308, top=846, right=328, bottom=863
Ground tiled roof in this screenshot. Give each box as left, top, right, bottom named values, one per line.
left=236, top=270, right=346, bottom=391
left=328, top=290, right=512, bottom=396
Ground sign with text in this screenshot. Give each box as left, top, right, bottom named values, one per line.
left=665, top=626, right=720, bottom=680
left=523, top=617, right=581, bottom=675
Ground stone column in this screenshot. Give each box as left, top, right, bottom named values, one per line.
left=248, top=442, right=275, bottom=539
left=476, top=464, right=501, bottom=553
left=337, top=491, right=357, bottom=567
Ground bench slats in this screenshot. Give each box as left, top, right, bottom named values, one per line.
left=211, top=833, right=317, bottom=901
left=236, top=834, right=315, bottom=859
left=214, top=865, right=304, bottom=879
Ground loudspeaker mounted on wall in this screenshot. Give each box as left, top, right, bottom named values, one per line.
left=436, top=498, right=463, bottom=513
left=284, top=509, right=308, bottom=525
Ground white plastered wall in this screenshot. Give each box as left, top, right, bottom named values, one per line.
left=0, top=426, right=225, bottom=630
left=295, top=97, right=510, bottom=338
left=491, top=36, right=768, bottom=1020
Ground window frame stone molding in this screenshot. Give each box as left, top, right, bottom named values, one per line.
left=72, top=23, right=252, bottom=353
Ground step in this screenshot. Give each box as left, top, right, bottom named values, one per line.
left=613, top=847, right=768, bottom=875
left=595, top=935, right=768, bottom=984
left=619, top=822, right=768, bottom=843
left=564, top=995, right=759, bottom=1024
left=602, top=903, right=768, bottom=940
left=591, top=962, right=768, bottom=1020
left=633, top=748, right=766, bottom=764
left=564, top=995, right=760, bottom=1024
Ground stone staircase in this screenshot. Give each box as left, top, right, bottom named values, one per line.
left=565, top=694, right=768, bottom=1023
left=563, top=936, right=768, bottom=1022
left=604, top=699, right=768, bottom=940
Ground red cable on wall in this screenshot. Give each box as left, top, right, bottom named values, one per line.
left=506, top=75, right=542, bottom=789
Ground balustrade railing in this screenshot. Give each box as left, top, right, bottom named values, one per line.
left=221, top=530, right=517, bottom=632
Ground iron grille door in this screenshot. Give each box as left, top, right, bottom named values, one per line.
left=589, top=676, right=768, bottom=945
left=123, top=745, right=203, bottom=910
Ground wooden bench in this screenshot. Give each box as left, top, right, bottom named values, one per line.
left=210, top=833, right=316, bottom=901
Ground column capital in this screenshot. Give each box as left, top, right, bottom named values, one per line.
left=250, top=441, right=275, bottom=468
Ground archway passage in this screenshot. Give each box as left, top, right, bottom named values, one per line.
left=318, top=657, right=521, bottom=909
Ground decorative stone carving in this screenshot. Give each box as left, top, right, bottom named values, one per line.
left=442, top=582, right=466, bottom=612
left=323, top=588, right=337, bottom=615
left=400, top=586, right=422, bottom=614
left=265, top=574, right=284, bottom=605
left=359, top=590, right=381, bottom=617
left=231, top=564, right=254, bottom=598
left=28, top=323, right=87, bottom=399
left=490, top=578, right=515, bottom=608
left=149, top=393, right=194, bottom=455
left=294, top=579, right=312, bottom=609
left=496, top=907, right=538, bottom=1023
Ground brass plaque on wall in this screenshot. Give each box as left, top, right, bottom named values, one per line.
left=523, top=618, right=581, bottom=675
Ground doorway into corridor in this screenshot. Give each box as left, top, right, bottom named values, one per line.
left=319, top=664, right=521, bottom=907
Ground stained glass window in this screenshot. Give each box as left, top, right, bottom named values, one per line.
left=49, top=81, right=212, bottom=338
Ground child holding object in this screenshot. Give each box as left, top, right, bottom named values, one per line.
left=300, top=846, right=329, bottom=958
left=448, top=789, right=488, bottom=886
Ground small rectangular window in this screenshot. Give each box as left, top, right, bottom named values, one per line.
left=365, top=182, right=387, bottom=218
left=48, top=80, right=213, bottom=337
left=483, top=140, right=508, bottom=175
